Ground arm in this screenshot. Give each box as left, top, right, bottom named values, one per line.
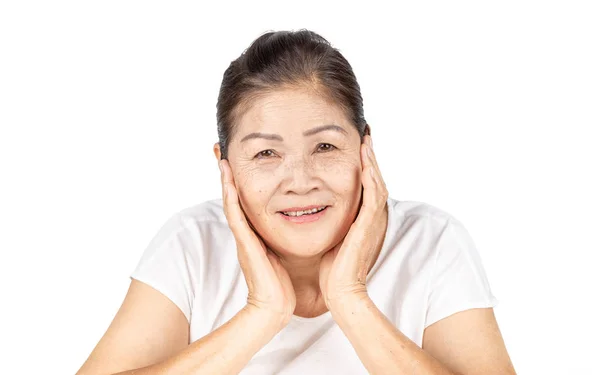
left=330, top=295, right=516, bottom=375
left=76, top=279, right=286, bottom=375
left=422, top=307, right=516, bottom=375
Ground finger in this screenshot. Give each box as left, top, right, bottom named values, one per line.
left=342, top=148, right=377, bottom=247
left=219, top=159, right=254, bottom=244
left=363, top=135, right=384, bottom=185
left=359, top=143, right=381, bottom=206
left=362, top=135, right=388, bottom=205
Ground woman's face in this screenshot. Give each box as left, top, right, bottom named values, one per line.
left=219, top=87, right=363, bottom=259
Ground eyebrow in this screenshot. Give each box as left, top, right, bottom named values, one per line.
left=239, top=124, right=347, bottom=143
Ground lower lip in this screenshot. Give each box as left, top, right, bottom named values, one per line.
left=278, top=207, right=329, bottom=223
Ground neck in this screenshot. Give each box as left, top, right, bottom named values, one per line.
left=279, top=253, right=322, bottom=295
left=273, top=250, right=328, bottom=318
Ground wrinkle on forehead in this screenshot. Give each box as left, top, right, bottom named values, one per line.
left=234, top=87, right=352, bottom=139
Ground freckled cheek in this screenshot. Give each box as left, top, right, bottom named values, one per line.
left=235, top=170, right=277, bottom=212
left=318, top=158, right=360, bottom=181
left=318, top=160, right=362, bottom=200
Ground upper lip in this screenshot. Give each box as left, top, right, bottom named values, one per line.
left=279, top=205, right=328, bottom=213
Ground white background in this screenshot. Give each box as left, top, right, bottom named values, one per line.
left=1, top=1, right=598, bottom=374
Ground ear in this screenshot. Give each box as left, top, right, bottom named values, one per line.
left=213, top=143, right=222, bottom=161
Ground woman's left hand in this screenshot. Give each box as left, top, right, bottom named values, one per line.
left=319, top=134, right=389, bottom=309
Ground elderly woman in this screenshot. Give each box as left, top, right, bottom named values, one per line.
left=77, top=30, right=516, bottom=375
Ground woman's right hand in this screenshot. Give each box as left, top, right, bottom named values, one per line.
left=219, top=159, right=296, bottom=326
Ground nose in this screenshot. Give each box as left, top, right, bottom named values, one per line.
left=280, top=156, right=320, bottom=196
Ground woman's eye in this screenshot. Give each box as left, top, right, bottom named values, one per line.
left=255, top=149, right=276, bottom=159
left=316, top=143, right=336, bottom=152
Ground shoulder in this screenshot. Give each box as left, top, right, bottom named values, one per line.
left=176, top=198, right=227, bottom=227
left=157, top=199, right=228, bottom=237
left=386, top=197, right=461, bottom=231
left=143, top=199, right=230, bottom=259
left=383, top=198, right=475, bottom=263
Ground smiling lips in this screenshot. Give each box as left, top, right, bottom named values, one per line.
left=280, top=205, right=327, bottom=217
left=278, top=205, right=330, bottom=223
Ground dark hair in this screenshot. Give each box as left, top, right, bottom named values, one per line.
left=216, top=29, right=370, bottom=160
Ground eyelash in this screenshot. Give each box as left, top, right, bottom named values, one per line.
left=254, top=143, right=337, bottom=159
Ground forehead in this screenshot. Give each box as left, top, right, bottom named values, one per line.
left=234, top=88, right=353, bottom=136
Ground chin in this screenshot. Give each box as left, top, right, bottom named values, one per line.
left=271, top=224, right=349, bottom=259
left=280, top=239, right=334, bottom=258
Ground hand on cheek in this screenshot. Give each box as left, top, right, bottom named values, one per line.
left=318, top=135, right=389, bottom=309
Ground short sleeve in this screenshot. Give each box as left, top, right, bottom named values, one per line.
left=424, top=217, right=499, bottom=328
left=130, top=212, right=200, bottom=324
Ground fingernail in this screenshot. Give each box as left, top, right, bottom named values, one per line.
left=368, top=136, right=373, bottom=148
left=366, top=144, right=372, bottom=158
left=218, top=160, right=223, bottom=173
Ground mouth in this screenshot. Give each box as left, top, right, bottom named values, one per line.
left=277, top=205, right=330, bottom=223
left=279, top=205, right=328, bottom=216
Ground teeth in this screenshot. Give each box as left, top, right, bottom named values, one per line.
left=283, top=206, right=326, bottom=217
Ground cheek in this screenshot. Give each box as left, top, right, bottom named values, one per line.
left=234, top=165, right=275, bottom=211
left=318, top=157, right=362, bottom=196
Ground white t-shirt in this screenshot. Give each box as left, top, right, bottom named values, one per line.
left=130, top=197, right=498, bottom=374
